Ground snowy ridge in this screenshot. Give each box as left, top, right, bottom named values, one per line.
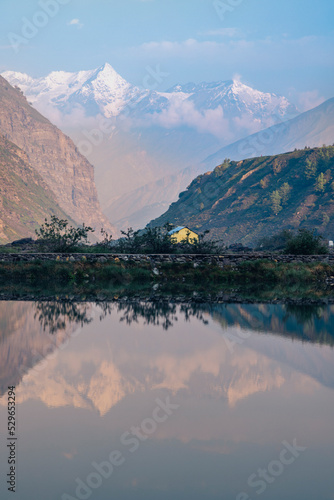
left=2, top=63, right=146, bottom=118
left=2, top=63, right=298, bottom=124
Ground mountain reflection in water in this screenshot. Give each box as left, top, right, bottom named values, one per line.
left=0, top=300, right=334, bottom=500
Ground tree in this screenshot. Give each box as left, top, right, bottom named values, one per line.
left=315, top=173, right=327, bottom=193
left=35, top=216, right=94, bottom=252
left=260, top=179, right=267, bottom=189
left=116, top=223, right=175, bottom=254
left=117, top=228, right=141, bottom=253
left=284, top=229, right=328, bottom=255
left=279, top=183, right=292, bottom=205
left=140, top=224, right=175, bottom=253
left=214, top=158, right=231, bottom=177
left=270, top=190, right=282, bottom=215
left=322, top=213, right=330, bottom=226
left=98, top=228, right=113, bottom=249
left=305, top=159, right=317, bottom=180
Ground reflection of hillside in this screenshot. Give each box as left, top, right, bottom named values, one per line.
left=208, top=303, right=334, bottom=346
left=106, top=301, right=334, bottom=346
left=0, top=301, right=92, bottom=397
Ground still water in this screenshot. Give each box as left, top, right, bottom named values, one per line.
left=0, top=300, right=334, bottom=500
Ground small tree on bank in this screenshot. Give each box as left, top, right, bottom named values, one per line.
left=35, top=216, right=94, bottom=252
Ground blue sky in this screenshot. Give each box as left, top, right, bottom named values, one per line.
left=0, top=0, right=333, bottom=109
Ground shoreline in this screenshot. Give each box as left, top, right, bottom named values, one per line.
left=0, top=254, right=333, bottom=304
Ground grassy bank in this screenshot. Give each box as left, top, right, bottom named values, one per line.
left=0, top=259, right=333, bottom=302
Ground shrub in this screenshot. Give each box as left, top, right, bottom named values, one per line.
left=284, top=229, right=328, bottom=255
left=116, top=224, right=175, bottom=254
left=35, top=216, right=94, bottom=252
left=256, top=230, right=293, bottom=251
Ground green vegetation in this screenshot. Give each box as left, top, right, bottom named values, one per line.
left=315, top=172, right=327, bottom=192
left=270, top=190, right=282, bottom=215
left=148, top=145, right=334, bottom=246
left=283, top=229, right=328, bottom=255
left=305, top=158, right=317, bottom=179
left=35, top=216, right=95, bottom=252
left=258, top=228, right=328, bottom=255
left=0, top=259, right=333, bottom=300
left=87, top=224, right=222, bottom=255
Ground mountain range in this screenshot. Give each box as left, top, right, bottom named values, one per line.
left=3, top=64, right=303, bottom=231
left=3, top=63, right=297, bottom=123
left=1, top=64, right=333, bottom=237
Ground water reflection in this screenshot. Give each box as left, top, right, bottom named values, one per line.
left=112, top=301, right=209, bottom=330
left=34, top=301, right=93, bottom=333
left=0, top=300, right=333, bottom=500
left=0, top=301, right=94, bottom=397
left=1, top=300, right=333, bottom=399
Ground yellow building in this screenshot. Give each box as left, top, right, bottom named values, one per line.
left=168, top=226, right=199, bottom=244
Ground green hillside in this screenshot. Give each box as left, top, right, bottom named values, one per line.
left=149, top=146, right=334, bottom=246
left=0, top=134, right=71, bottom=244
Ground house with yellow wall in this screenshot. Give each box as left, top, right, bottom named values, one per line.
left=168, top=226, right=199, bottom=244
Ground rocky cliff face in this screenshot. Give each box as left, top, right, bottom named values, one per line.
left=0, top=134, right=72, bottom=243
left=0, top=76, right=115, bottom=237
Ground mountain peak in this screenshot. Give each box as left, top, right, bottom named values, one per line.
left=96, top=62, right=119, bottom=76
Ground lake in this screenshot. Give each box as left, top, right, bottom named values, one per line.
left=0, top=300, right=334, bottom=500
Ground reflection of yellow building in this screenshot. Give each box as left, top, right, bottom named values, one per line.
left=168, top=226, right=199, bottom=244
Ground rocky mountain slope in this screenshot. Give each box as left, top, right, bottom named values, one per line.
left=0, top=134, right=71, bottom=244
left=149, top=146, right=334, bottom=246
left=2, top=65, right=300, bottom=230
left=0, top=76, right=115, bottom=237
left=204, top=98, right=334, bottom=169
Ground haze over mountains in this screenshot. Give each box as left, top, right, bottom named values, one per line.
left=3, top=63, right=306, bottom=231
left=203, top=98, right=334, bottom=170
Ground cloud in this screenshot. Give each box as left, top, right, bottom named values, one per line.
left=68, top=19, right=84, bottom=29
left=33, top=101, right=104, bottom=132
left=295, top=90, right=326, bottom=112
left=133, top=99, right=233, bottom=140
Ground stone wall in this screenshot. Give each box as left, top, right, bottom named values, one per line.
left=1, top=253, right=334, bottom=267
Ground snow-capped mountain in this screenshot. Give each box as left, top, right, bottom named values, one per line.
left=168, top=79, right=297, bottom=119
left=3, top=63, right=146, bottom=118
left=2, top=63, right=298, bottom=125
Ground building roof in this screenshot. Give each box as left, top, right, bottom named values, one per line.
left=168, top=226, right=186, bottom=235
left=167, top=226, right=199, bottom=236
